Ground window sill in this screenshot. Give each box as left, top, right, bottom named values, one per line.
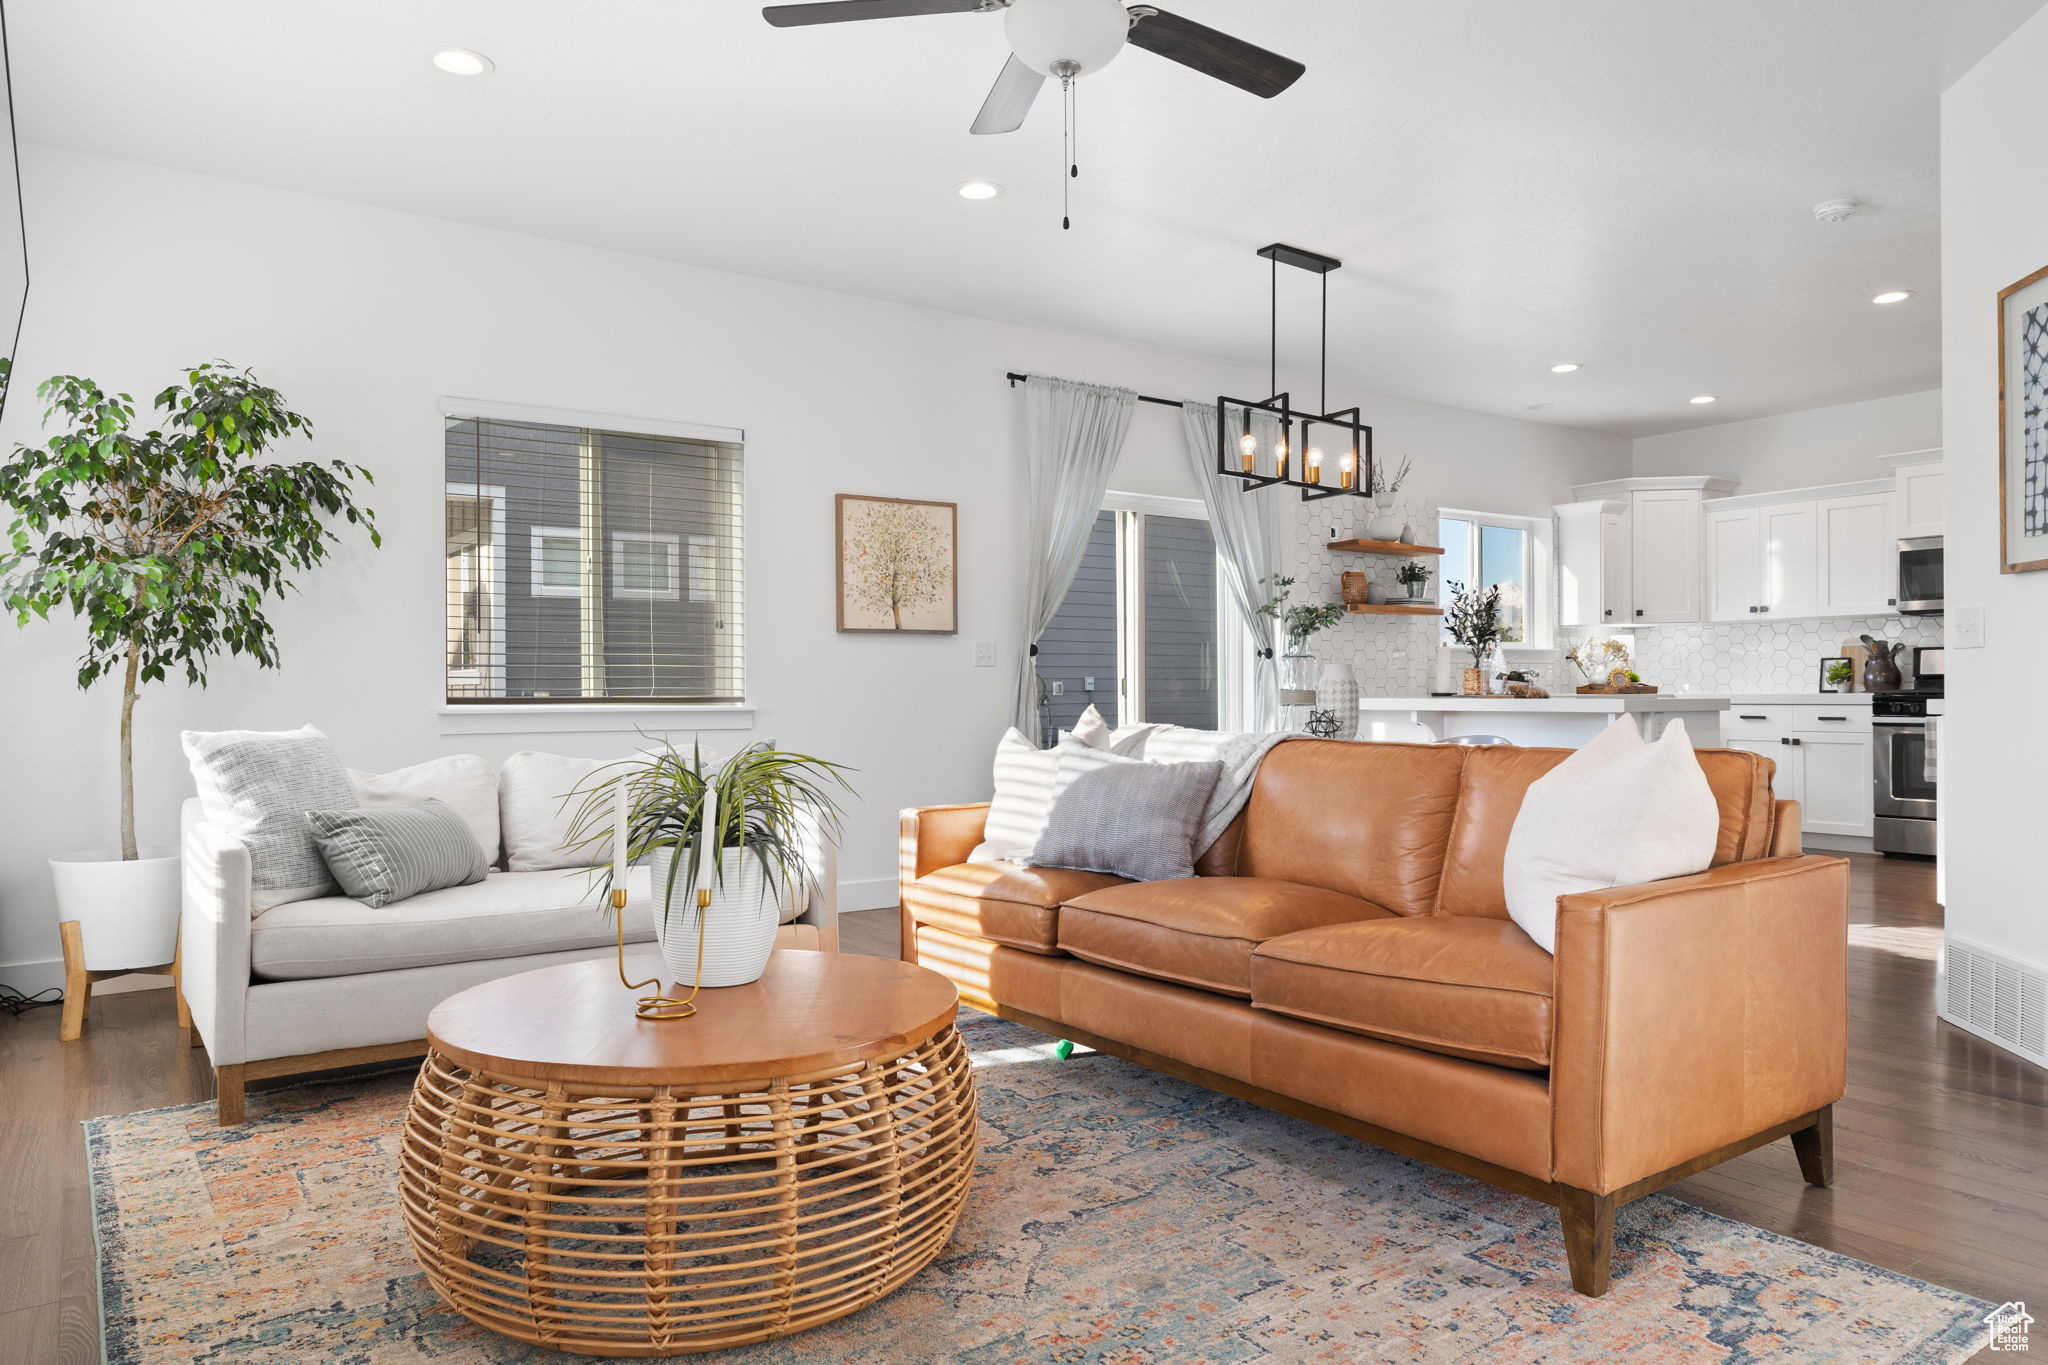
left=438, top=704, right=755, bottom=736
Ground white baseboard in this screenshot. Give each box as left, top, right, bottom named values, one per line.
left=1802, top=833, right=1875, bottom=854
left=837, top=877, right=898, bottom=913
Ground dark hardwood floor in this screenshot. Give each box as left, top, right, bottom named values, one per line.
left=2, top=852, right=2040, bottom=1363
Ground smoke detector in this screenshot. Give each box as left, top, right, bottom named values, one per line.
left=1812, top=198, right=1860, bottom=224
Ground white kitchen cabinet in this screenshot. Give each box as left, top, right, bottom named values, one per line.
left=1705, top=501, right=1817, bottom=622
left=1630, top=489, right=1705, bottom=623
left=1882, top=450, right=1944, bottom=540
left=1556, top=499, right=1632, bottom=627
left=1817, top=491, right=1896, bottom=616
left=1794, top=730, right=1874, bottom=837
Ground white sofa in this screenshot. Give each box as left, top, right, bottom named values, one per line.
left=178, top=798, right=838, bottom=1124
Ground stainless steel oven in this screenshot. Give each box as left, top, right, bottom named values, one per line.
left=1895, top=536, right=1943, bottom=615
left=1872, top=654, right=1940, bottom=856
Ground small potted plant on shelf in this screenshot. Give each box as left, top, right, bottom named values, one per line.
left=1396, top=559, right=1433, bottom=600
left=1822, top=658, right=1854, bottom=694
left=1365, top=454, right=1413, bottom=540
left=1444, top=580, right=1503, bottom=696
left=570, top=740, right=853, bottom=989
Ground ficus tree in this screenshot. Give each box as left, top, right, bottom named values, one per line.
left=0, top=362, right=380, bottom=859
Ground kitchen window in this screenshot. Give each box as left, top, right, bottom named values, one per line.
left=1439, top=508, right=1552, bottom=649
left=1034, top=492, right=1249, bottom=743
left=444, top=409, right=744, bottom=705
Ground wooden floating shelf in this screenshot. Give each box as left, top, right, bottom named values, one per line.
left=1327, top=539, right=1445, bottom=556
left=1345, top=603, right=1444, bottom=616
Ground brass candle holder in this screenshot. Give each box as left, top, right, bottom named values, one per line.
left=614, top=885, right=706, bottom=1021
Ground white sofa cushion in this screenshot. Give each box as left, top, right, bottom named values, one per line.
left=250, top=866, right=655, bottom=980
left=349, top=754, right=501, bottom=861
left=499, top=751, right=623, bottom=872
left=1502, top=715, right=1719, bottom=954
left=182, top=724, right=356, bottom=912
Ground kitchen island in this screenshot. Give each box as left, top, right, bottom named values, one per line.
left=1356, top=694, right=1730, bottom=748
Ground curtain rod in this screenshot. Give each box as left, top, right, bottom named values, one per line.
left=1005, top=372, right=1187, bottom=410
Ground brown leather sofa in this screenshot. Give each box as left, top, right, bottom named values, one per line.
left=900, top=739, right=1847, bottom=1296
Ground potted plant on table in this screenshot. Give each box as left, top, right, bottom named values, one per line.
left=0, top=364, right=378, bottom=977
left=1444, top=580, right=1503, bottom=697
left=572, top=740, right=853, bottom=988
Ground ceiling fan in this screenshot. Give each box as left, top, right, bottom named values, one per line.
left=761, top=0, right=1305, bottom=135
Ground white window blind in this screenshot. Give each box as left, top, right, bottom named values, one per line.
left=444, top=416, right=744, bottom=704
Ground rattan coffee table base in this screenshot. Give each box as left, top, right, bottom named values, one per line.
left=397, top=1023, right=976, bottom=1357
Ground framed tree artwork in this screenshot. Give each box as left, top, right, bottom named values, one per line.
left=1999, top=263, right=2048, bottom=572
left=836, top=494, right=958, bottom=633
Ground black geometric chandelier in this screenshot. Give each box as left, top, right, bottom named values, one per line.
left=1216, top=243, right=1372, bottom=502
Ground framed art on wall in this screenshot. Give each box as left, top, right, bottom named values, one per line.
left=835, top=494, right=958, bottom=633
left=1998, top=263, right=2048, bottom=572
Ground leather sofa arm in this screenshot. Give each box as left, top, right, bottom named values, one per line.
left=898, top=803, right=990, bottom=886
left=1550, top=853, right=1848, bottom=1195
left=1769, top=799, right=1802, bottom=857
left=179, top=801, right=255, bottom=1067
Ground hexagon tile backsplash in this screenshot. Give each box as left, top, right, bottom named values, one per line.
left=1613, top=616, right=1945, bottom=694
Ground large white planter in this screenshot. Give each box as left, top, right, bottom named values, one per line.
left=50, top=848, right=181, bottom=971
left=646, top=847, right=785, bottom=988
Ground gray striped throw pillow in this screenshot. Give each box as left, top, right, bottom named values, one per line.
left=305, top=799, right=490, bottom=908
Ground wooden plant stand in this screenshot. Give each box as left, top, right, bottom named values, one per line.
left=58, top=920, right=184, bottom=1043
left=398, top=952, right=976, bottom=1356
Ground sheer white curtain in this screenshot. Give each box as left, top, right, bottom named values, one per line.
left=1015, top=375, right=1139, bottom=736
left=1180, top=401, right=1282, bottom=730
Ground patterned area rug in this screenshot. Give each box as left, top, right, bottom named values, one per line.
left=88, top=1014, right=1990, bottom=1363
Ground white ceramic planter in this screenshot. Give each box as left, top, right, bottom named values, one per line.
left=49, top=848, right=181, bottom=971
left=646, top=848, right=785, bottom=988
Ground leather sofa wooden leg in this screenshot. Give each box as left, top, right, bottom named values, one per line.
left=1558, top=1187, right=1615, bottom=1297
left=215, top=1065, right=246, bottom=1126
left=1790, top=1104, right=1834, bottom=1187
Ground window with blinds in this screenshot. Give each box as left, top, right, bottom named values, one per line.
left=444, top=416, right=743, bottom=704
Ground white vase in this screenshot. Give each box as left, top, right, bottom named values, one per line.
left=49, top=849, right=181, bottom=971
left=1367, top=508, right=1403, bottom=541
left=647, top=847, right=785, bottom=987
left=1315, top=661, right=1360, bottom=740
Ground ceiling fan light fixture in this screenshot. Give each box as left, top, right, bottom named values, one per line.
left=431, top=48, right=495, bottom=76
left=955, top=180, right=1004, bottom=200
left=1004, top=0, right=1130, bottom=77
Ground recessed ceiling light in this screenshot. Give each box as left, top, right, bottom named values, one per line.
left=1689, top=394, right=1718, bottom=405
left=1872, top=289, right=1915, bottom=305
left=432, top=48, right=494, bottom=76
left=1549, top=362, right=1581, bottom=374
left=955, top=180, right=1003, bottom=201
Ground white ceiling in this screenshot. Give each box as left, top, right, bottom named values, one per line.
left=14, top=0, right=2044, bottom=436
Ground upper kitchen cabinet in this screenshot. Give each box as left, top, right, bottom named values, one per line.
left=1566, top=476, right=1735, bottom=626
left=1555, top=498, right=1632, bottom=627
left=1816, top=489, right=1897, bottom=615
left=1881, top=450, right=1944, bottom=540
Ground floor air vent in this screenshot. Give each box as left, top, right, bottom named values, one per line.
left=1941, top=937, right=2048, bottom=1067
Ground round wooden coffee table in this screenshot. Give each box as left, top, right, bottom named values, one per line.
left=397, top=951, right=973, bottom=1357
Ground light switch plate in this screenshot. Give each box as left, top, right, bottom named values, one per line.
left=974, top=642, right=996, bottom=667
left=1950, top=605, right=1985, bottom=649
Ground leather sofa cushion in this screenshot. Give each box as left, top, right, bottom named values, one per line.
left=903, top=861, right=1127, bottom=954
left=1251, top=917, right=1556, bottom=1069
left=1061, top=877, right=1393, bottom=997
left=1434, top=744, right=1776, bottom=918
left=251, top=867, right=655, bottom=980
left=1235, top=741, right=1465, bottom=917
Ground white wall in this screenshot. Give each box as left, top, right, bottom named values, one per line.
left=1631, top=389, right=1942, bottom=490
left=0, top=146, right=1625, bottom=984
left=1940, top=8, right=2048, bottom=977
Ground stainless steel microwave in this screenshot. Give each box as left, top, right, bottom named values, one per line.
left=1896, top=536, right=1943, bottom=615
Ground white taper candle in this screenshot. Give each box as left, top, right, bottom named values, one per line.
left=696, top=777, right=720, bottom=899
left=612, top=776, right=630, bottom=898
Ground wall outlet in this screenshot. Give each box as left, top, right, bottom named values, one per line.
left=1083, top=675, right=1096, bottom=691
left=1950, top=605, right=1985, bottom=649
left=974, top=641, right=996, bottom=667
left=1049, top=680, right=1065, bottom=696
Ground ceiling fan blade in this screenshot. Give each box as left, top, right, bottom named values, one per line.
left=1124, top=6, right=1304, bottom=98
left=970, top=55, right=1045, bottom=135
left=763, top=0, right=988, bottom=28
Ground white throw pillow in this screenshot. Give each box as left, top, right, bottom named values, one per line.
left=500, top=751, right=632, bottom=872
left=183, top=724, right=356, bottom=913
left=350, top=754, right=501, bottom=863
left=968, top=729, right=1061, bottom=864
left=1066, top=705, right=1157, bottom=756
left=1501, top=716, right=1719, bottom=954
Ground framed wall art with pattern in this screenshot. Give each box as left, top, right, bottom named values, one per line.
left=1998, top=264, right=2048, bottom=572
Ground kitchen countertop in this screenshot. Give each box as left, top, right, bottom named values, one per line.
left=1359, top=695, right=1729, bottom=713
left=1720, top=692, right=1873, bottom=705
